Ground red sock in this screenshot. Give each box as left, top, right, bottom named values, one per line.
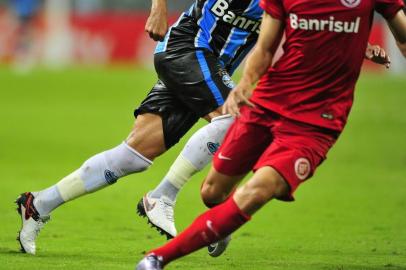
left=149, top=196, right=251, bottom=265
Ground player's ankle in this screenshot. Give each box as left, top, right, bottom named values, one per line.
left=149, top=180, right=179, bottom=201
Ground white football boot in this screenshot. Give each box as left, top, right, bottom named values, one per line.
left=137, top=193, right=177, bottom=239
left=136, top=254, right=164, bottom=270
left=16, top=192, right=50, bottom=255
left=208, top=235, right=232, bottom=257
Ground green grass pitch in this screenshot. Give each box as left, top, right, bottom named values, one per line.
left=0, top=66, right=405, bottom=270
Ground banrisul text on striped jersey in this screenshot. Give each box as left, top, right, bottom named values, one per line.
left=211, top=0, right=261, bottom=34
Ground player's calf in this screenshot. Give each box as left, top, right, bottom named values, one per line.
left=234, top=166, right=290, bottom=215
left=138, top=115, right=234, bottom=239
left=127, top=113, right=167, bottom=160
left=16, top=141, right=153, bottom=254
left=200, top=183, right=231, bottom=208
left=26, top=115, right=161, bottom=219
left=15, top=119, right=159, bottom=254
left=199, top=168, right=243, bottom=257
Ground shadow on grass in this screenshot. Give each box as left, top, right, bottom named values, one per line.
left=1, top=246, right=405, bottom=270
left=317, top=263, right=406, bottom=270
left=0, top=247, right=23, bottom=255
left=0, top=246, right=134, bottom=270
left=0, top=246, right=129, bottom=261
left=174, top=254, right=406, bottom=270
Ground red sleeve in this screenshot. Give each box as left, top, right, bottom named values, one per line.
left=375, top=0, right=405, bottom=20
left=259, top=0, right=286, bottom=20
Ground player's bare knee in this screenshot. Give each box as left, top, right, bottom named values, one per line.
left=272, top=177, right=290, bottom=199
left=201, top=167, right=241, bottom=207
left=201, top=181, right=228, bottom=208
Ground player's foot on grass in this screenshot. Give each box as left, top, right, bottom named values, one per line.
left=208, top=235, right=231, bottom=257
left=16, top=192, right=50, bottom=255
left=137, top=193, right=177, bottom=239
left=136, top=254, right=164, bottom=270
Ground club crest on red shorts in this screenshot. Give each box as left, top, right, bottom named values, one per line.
left=295, top=158, right=310, bottom=180
left=340, top=0, right=361, bottom=8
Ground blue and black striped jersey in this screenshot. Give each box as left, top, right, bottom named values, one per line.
left=155, top=0, right=263, bottom=74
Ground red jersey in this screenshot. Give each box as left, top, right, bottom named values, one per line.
left=253, top=0, right=404, bottom=131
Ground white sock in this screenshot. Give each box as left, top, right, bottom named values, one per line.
left=150, top=115, right=234, bottom=201
left=32, top=187, right=64, bottom=216
left=33, top=142, right=152, bottom=216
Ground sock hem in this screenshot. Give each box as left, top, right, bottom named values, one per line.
left=229, top=196, right=252, bottom=221
left=123, top=141, right=153, bottom=165
left=211, top=114, right=233, bottom=122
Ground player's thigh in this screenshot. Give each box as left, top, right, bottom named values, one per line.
left=212, top=106, right=272, bottom=176
left=201, top=166, right=245, bottom=207
left=201, top=106, right=272, bottom=205
left=253, top=118, right=339, bottom=200
left=155, top=50, right=234, bottom=119
left=131, top=80, right=199, bottom=158
left=233, top=166, right=290, bottom=215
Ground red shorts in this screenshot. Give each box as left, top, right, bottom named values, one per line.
left=213, top=105, right=339, bottom=199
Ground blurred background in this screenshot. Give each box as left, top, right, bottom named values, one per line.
left=1, top=2, right=405, bottom=269
left=0, top=0, right=405, bottom=72
left=0, top=0, right=190, bottom=70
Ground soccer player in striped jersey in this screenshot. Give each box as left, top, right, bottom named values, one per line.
left=16, top=0, right=391, bottom=256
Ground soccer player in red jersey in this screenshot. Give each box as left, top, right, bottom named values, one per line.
left=135, top=0, right=406, bottom=268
